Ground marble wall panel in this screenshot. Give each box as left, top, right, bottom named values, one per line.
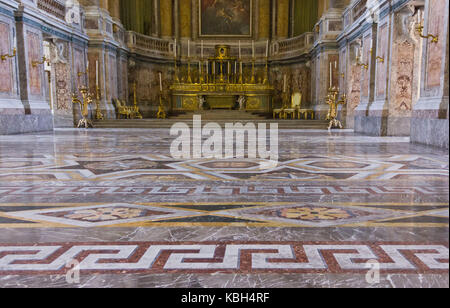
left=361, top=35, right=371, bottom=98
left=108, top=53, right=117, bottom=100
left=26, top=31, right=41, bottom=96
left=376, top=24, right=388, bottom=97
left=0, top=22, right=12, bottom=94
left=425, top=0, right=446, bottom=89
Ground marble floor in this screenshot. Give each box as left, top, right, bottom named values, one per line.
left=0, top=128, right=448, bottom=288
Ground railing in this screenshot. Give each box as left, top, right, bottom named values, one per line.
left=37, top=0, right=66, bottom=21
left=273, top=32, right=314, bottom=58
left=127, top=31, right=172, bottom=58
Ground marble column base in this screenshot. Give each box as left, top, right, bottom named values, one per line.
left=0, top=113, right=53, bottom=135
left=354, top=115, right=386, bottom=136
left=411, top=117, right=449, bottom=149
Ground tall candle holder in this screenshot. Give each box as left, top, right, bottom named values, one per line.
left=173, top=57, right=180, bottom=83
left=94, top=85, right=104, bottom=120
left=250, top=59, right=256, bottom=84
left=157, top=90, right=167, bottom=119
left=263, top=57, right=269, bottom=85
left=132, top=82, right=143, bottom=119
left=326, top=86, right=347, bottom=130
left=238, top=61, right=243, bottom=84
left=186, top=58, right=193, bottom=84
left=72, top=87, right=94, bottom=128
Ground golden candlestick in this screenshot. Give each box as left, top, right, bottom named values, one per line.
left=263, top=58, right=269, bottom=85
left=157, top=90, right=167, bottom=119
left=187, top=59, right=193, bottom=83
left=132, top=82, right=143, bottom=119
left=326, top=87, right=347, bottom=130
left=94, top=85, right=104, bottom=120
left=72, top=87, right=94, bottom=128
left=250, top=60, right=256, bottom=84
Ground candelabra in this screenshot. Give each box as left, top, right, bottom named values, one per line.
left=326, top=87, right=347, bottom=130
left=72, top=87, right=94, bottom=128
left=32, top=56, right=49, bottom=68
left=416, top=23, right=439, bottom=44
left=1, top=47, right=16, bottom=61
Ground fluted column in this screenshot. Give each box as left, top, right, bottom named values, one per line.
left=179, top=0, right=191, bottom=38
left=277, top=0, right=289, bottom=39
left=258, top=0, right=270, bottom=39
left=108, top=0, right=121, bottom=20
left=160, top=0, right=173, bottom=38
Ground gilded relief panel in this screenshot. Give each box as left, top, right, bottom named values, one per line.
left=54, top=62, right=71, bottom=111
left=394, top=40, right=414, bottom=112
left=0, top=22, right=12, bottom=94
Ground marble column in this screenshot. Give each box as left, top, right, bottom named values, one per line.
left=13, top=5, right=54, bottom=133
left=160, top=0, right=173, bottom=38
left=354, top=25, right=378, bottom=134
left=386, top=5, right=421, bottom=136
left=411, top=0, right=449, bottom=148
left=108, top=0, right=121, bottom=20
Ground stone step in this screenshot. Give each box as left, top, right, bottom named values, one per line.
left=93, top=119, right=329, bottom=129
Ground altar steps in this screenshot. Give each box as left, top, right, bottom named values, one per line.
left=94, top=119, right=329, bottom=130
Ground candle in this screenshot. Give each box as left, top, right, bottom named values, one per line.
left=266, top=40, right=269, bottom=58
left=239, top=41, right=241, bottom=59
left=95, top=61, right=98, bottom=87
left=159, top=72, right=162, bottom=92
left=188, top=40, right=190, bottom=58
left=252, top=41, right=255, bottom=59
left=201, top=40, right=204, bottom=58
left=284, top=75, right=286, bottom=93
left=330, top=62, right=333, bottom=88
left=206, top=61, right=209, bottom=74
left=174, top=39, right=177, bottom=57
left=86, top=60, right=89, bottom=72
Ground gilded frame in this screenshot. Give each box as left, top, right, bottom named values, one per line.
left=198, top=0, right=253, bottom=38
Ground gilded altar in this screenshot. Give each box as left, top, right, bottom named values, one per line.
left=170, top=45, right=274, bottom=113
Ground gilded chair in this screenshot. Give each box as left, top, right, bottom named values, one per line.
left=285, top=92, right=302, bottom=119
left=295, top=92, right=315, bottom=120
left=115, top=99, right=132, bottom=119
